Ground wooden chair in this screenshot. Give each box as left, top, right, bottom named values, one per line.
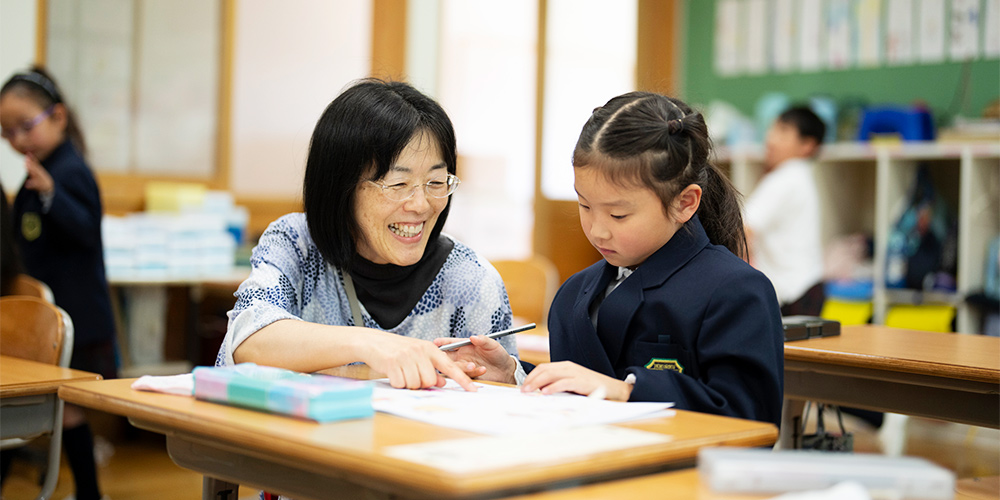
left=0, top=296, right=75, bottom=500
left=10, top=274, right=55, bottom=303
left=491, top=256, right=559, bottom=326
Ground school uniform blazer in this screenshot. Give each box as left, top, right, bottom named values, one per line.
left=13, top=141, right=116, bottom=349
left=548, top=215, right=784, bottom=426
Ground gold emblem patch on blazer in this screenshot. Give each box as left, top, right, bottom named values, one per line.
left=21, top=212, right=41, bottom=241
left=645, top=358, right=683, bottom=373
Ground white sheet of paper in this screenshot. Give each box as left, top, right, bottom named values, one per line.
left=950, top=0, right=981, bottom=60
left=918, top=0, right=946, bottom=63
left=372, top=379, right=674, bottom=436
left=987, top=0, right=1000, bottom=57
left=715, top=0, right=743, bottom=76
left=826, top=0, right=853, bottom=70
left=745, top=0, right=769, bottom=74
left=886, top=0, right=915, bottom=65
left=383, top=425, right=673, bottom=473
left=772, top=0, right=796, bottom=72
left=797, top=0, right=824, bottom=71
left=856, top=0, right=882, bottom=67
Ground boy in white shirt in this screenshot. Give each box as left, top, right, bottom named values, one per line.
left=745, top=106, right=826, bottom=315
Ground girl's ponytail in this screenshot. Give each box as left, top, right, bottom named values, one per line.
left=699, top=163, right=747, bottom=260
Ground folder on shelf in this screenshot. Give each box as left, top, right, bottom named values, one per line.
left=193, top=363, right=374, bottom=422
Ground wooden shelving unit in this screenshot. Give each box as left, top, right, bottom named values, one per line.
left=718, top=141, right=1000, bottom=334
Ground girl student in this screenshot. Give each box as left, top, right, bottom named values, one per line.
left=444, top=91, right=784, bottom=425
left=0, top=67, right=116, bottom=499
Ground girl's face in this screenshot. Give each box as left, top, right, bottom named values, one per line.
left=354, top=132, right=450, bottom=266
left=0, top=93, right=66, bottom=162
left=575, top=167, right=682, bottom=269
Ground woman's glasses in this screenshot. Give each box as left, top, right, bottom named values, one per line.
left=367, top=174, right=461, bottom=202
left=0, top=106, right=55, bottom=140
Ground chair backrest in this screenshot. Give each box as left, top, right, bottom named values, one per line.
left=0, top=296, right=69, bottom=366
left=491, top=256, right=560, bottom=325
left=10, top=274, right=55, bottom=303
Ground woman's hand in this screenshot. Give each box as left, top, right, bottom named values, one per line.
left=521, top=361, right=633, bottom=401
left=23, top=154, right=54, bottom=195
left=433, top=335, right=517, bottom=384
left=360, top=332, right=479, bottom=392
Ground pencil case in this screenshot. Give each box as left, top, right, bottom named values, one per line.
left=192, top=363, right=374, bottom=422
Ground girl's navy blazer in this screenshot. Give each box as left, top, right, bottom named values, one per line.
left=13, top=141, right=116, bottom=350
left=548, top=215, right=784, bottom=426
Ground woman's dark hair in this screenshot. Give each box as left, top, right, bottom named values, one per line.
left=573, top=91, right=747, bottom=260
left=0, top=66, right=87, bottom=156
left=303, top=79, right=458, bottom=269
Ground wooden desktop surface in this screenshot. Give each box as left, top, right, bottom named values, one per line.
left=59, top=377, right=777, bottom=499
left=784, top=325, right=1000, bottom=383
left=781, top=325, right=1000, bottom=441
left=0, top=355, right=101, bottom=398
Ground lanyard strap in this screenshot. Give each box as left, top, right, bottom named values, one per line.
left=342, top=271, right=365, bottom=328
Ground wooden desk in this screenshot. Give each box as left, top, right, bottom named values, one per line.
left=781, top=325, right=1000, bottom=447
left=1, top=355, right=101, bottom=500
left=1, top=355, right=102, bottom=399
left=59, top=377, right=777, bottom=500
left=1, top=355, right=101, bottom=439
left=503, top=468, right=991, bottom=500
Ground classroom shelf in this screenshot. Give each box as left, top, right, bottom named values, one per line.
left=719, top=141, right=1000, bottom=334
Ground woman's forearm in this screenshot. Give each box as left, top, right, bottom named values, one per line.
left=232, top=319, right=371, bottom=373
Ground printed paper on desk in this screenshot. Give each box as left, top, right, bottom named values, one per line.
left=384, top=426, right=673, bottom=473
left=372, top=379, right=674, bottom=435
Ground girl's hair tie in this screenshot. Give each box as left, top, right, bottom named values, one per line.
left=667, top=118, right=684, bottom=134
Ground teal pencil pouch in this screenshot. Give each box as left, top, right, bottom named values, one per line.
left=192, top=363, right=374, bottom=422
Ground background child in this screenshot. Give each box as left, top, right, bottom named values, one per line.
left=745, top=106, right=826, bottom=316
left=520, top=92, right=783, bottom=425
left=0, top=67, right=116, bottom=500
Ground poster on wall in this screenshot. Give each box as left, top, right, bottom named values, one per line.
left=886, top=0, right=915, bottom=65
left=856, top=0, right=882, bottom=67
left=744, top=0, right=769, bottom=74
left=798, top=0, right=824, bottom=71
left=986, top=0, right=1000, bottom=57
left=714, top=0, right=742, bottom=75
left=950, top=0, right=981, bottom=60
left=826, top=0, right=853, bottom=69
left=918, top=0, right=947, bottom=62
left=771, top=0, right=796, bottom=72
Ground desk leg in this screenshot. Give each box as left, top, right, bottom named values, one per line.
left=204, top=477, right=239, bottom=500
left=124, top=285, right=169, bottom=368
left=777, top=398, right=805, bottom=450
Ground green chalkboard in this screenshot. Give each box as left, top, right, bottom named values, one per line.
left=683, top=1, right=1000, bottom=130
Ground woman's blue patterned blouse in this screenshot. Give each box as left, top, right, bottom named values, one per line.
left=217, top=213, right=515, bottom=366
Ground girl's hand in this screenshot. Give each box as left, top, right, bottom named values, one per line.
left=360, top=332, right=478, bottom=392
left=521, top=361, right=633, bottom=401
left=433, top=335, right=517, bottom=384
left=23, top=154, right=54, bottom=195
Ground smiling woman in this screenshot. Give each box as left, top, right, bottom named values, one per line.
left=217, top=79, right=525, bottom=393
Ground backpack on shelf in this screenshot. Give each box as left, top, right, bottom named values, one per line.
left=884, top=164, right=957, bottom=291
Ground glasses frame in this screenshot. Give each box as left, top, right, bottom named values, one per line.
left=0, top=105, right=55, bottom=141
left=366, top=173, right=461, bottom=202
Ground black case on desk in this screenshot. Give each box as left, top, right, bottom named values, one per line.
left=781, top=316, right=841, bottom=341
